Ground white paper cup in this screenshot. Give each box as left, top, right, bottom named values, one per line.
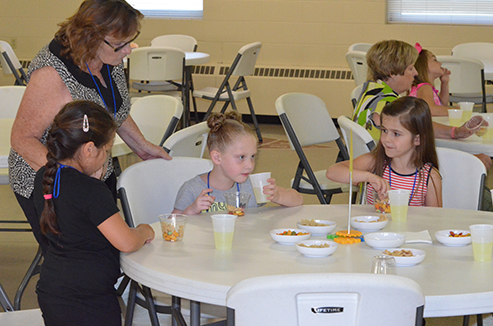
left=211, top=214, right=237, bottom=250
left=469, top=224, right=493, bottom=261
left=387, top=190, right=410, bottom=223
left=458, top=102, right=474, bottom=122
left=448, top=109, right=463, bottom=127
left=249, top=172, right=271, bottom=204
left=370, top=255, right=396, bottom=274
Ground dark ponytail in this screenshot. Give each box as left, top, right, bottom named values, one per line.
left=40, top=101, right=117, bottom=235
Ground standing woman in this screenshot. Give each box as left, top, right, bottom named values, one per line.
left=9, top=0, right=170, bottom=252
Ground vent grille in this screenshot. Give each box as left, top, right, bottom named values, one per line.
left=3, top=61, right=353, bottom=81
left=192, top=65, right=353, bottom=80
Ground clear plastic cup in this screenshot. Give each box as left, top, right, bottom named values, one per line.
left=211, top=214, right=237, bottom=250
left=249, top=172, right=271, bottom=204
left=469, top=224, right=493, bottom=261
left=370, top=255, right=396, bottom=274
left=458, top=102, right=474, bottom=122
left=448, top=109, right=463, bottom=127
left=465, top=115, right=486, bottom=134
left=159, top=214, right=187, bottom=242
left=387, top=190, right=411, bottom=223
left=223, top=192, right=251, bottom=216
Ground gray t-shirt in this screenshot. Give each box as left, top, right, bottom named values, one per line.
left=174, top=174, right=261, bottom=213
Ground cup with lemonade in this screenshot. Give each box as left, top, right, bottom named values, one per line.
left=448, top=109, right=463, bottom=127
left=387, top=190, right=411, bottom=223
left=469, top=224, right=493, bottom=262
left=211, top=214, right=237, bottom=250
left=458, top=102, right=474, bottom=122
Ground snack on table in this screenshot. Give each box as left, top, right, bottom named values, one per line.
left=298, top=242, right=331, bottom=248
left=300, top=219, right=329, bottom=226
left=449, top=231, right=471, bottom=237
left=333, top=230, right=362, bottom=244
left=227, top=205, right=245, bottom=216
left=161, top=222, right=185, bottom=242
left=383, top=249, right=414, bottom=257
left=276, top=230, right=310, bottom=236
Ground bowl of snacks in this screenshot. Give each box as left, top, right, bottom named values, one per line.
left=297, top=219, right=336, bottom=236
left=364, top=232, right=405, bottom=249
left=350, top=215, right=388, bottom=232
left=269, top=229, right=311, bottom=245
left=435, top=230, right=472, bottom=247
left=382, top=248, right=426, bottom=267
left=295, top=240, right=338, bottom=258
left=159, top=214, right=186, bottom=242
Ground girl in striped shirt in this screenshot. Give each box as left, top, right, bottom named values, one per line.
left=327, top=96, right=442, bottom=207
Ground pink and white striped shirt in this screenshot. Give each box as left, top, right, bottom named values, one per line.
left=367, top=162, right=434, bottom=207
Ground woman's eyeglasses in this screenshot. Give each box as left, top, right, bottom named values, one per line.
left=103, top=31, right=140, bottom=52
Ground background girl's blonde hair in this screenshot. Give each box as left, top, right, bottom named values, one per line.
left=206, top=111, right=256, bottom=152
left=367, top=40, right=419, bottom=82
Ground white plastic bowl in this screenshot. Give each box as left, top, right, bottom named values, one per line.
left=382, top=248, right=426, bottom=267
left=364, top=232, right=406, bottom=249
left=350, top=216, right=388, bottom=232
left=295, top=240, right=338, bottom=258
left=297, top=220, right=336, bottom=236
left=269, top=229, right=311, bottom=245
left=435, top=230, right=472, bottom=247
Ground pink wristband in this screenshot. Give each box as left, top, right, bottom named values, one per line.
left=43, top=194, right=53, bottom=200
left=451, top=127, right=457, bottom=139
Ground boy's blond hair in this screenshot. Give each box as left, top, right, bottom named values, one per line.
left=367, top=40, right=418, bottom=82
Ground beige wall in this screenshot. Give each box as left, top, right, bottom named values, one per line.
left=2, top=0, right=493, bottom=117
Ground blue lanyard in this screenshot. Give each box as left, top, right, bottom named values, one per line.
left=207, top=171, right=240, bottom=194
left=388, top=161, right=417, bottom=205
left=85, top=63, right=116, bottom=118
left=53, top=164, right=76, bottom=198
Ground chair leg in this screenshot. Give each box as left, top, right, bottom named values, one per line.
left=124, top=281, right=138, bottom=326
left=14, top=245, right=43, bottom=310
left=245, top=97, right=262, bottom=142
left=463, top=315, right=470, bottom=326
left=189, top=76, right=199, bottom=123
left=117, top=274, right=131, bottom=296
left=142, top=285, right=160, bottom=326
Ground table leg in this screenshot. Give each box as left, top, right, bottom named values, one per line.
left=190, top=300, right=201, bottom=326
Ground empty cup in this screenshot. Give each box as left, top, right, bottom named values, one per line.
left=465, top=115, right=486, bottom=134
left=223, top=192, right=251, bottom=216
left=387, top=189, right=411, bottom=223
left=249, top=172, right=271, bottom=204
left=458, top=102, right=474, bottom=122
left=211, top=214, right=237, bottom=250
left=159, top=214, right=187, bottom=242
left=469, top=224, right=493, bottom=261
left=370, top=255, right=396, bottom=274
left=448, top=109, right=463, bottom=127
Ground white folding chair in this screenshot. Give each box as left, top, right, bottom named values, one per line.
left=193, top=42, right=262, bottom=141
left=436, top=55, right=493, bottom=113
left=275, top=93, right=355, bottom=204
left=0, top=41, right=27, bottom=86
left=345, top=51, right=368, bottom=86
left=436, top=147, right=486, bottom=211
left=117, top=157, right=213, bottom=326
left=226, top=273, right=425, bottom=326
left=128, top=46, right=185, bottom=97
left=0, top=310, right=44, bottom=325
left=151, top=34, right=198, bottom=52
left=162, top=121, right=209, bottom=158
left=350, top=84, right=365, bottom=109
left=452, top=42, right=493, bottom=82
left=348, top=43, right=373, bottom=52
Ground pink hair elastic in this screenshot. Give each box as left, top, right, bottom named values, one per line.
left=44, top=194, right=53, bottom=200
left=415, top=42, right=423, bottom=54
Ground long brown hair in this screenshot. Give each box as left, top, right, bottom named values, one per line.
left=372, top=97, right=439, bottom=196
left=206, top=111, right=257, bottom=152
left=413, top=48, right=433, bottom=86
left=55, top=0, right=143, bottom=67
left=41, top=101, right=117, bottom=235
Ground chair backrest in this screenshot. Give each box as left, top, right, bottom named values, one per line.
left=452, top=42, right=493, bottom=78
left=0, top=86, right=25, bottom=118
left=337, top=115, right=376, bottom=158
left=128, top=46, right=185, bottom=81
left=117, top=157, right=213, bottom=226
left=345, top=51, right=368, bottom=86
left=226, top=273, right=424, bottom=326
left=350, top=84, right=365, bottom=108
left=231, top=42, right=262, bottom=77
left=0, top=41, right=27, bottom=85
left=436, top=55, right=484, bottom=95
left=436, top=147, right=486, bottom=210
left=275, top=93, right=344, bottom=149
left=162, top=121, right=209, bottom=158
left=151, top=34, right=198, bottom=52
left=348, top=43, right=373, bottom=52
left=130, top=95, right=183, bottom=147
